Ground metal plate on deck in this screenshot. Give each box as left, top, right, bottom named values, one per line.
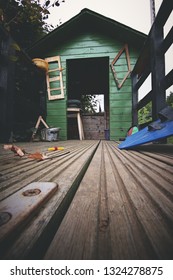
left=0, top=182, right=58, bottom=243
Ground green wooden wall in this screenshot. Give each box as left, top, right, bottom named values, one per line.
left=43, top=32, right=140, bottom=140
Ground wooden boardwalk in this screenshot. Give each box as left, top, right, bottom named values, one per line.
left=0, top=140, right=173, bottom=259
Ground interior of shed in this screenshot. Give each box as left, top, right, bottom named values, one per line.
left=67, top=56, right=110, bottom=140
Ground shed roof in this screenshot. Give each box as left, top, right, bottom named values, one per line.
left=28, top=8, right=147, bottom=57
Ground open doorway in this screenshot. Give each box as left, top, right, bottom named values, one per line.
left=67, top=57, right=109, bottom=140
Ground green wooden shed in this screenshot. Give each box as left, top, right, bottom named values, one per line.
left=29, top=8, right=147, bottom=141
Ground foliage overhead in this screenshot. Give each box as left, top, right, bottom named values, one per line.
left=0, top=0, right=66, bottom=49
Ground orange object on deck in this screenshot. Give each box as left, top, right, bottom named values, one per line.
left=48, top=147, right=64, bottom=151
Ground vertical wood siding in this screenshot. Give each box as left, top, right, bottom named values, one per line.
left=44, top=32, right=140, bottom=140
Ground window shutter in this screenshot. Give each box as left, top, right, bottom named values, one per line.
left=45, top=56, right=64, bottom=100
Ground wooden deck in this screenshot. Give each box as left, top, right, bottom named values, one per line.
left=0, top=140, right=173, bottom=260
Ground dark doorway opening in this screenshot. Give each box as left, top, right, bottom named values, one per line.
left=67, top=57, right=109, bottom=140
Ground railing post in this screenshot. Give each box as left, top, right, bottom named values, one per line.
left=150, top=0, right=156, bottom=25
left=131, top=73, right=138, bottom=125
left=150, top=23, right=166, bottom=121
left=0, top=32, right=15, bottom=142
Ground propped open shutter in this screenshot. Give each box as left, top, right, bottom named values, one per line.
left=110, top=44, right=131, bottom=89
left=45, top=56, right=64, bottom=100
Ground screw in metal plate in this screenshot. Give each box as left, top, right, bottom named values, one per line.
left=22, top=188, right=41, bottom=196
left=0, top=212, right=12, bottom=226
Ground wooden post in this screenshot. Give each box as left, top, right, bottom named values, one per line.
left=150, top=0, right=156, bottom=25
left=131, top=0, right=172, bottom=128
left=131, top=73, right=138, bottom=125
left=0, top=30, right=15, bottom=142
left=150, top=24, right=166, bottom=121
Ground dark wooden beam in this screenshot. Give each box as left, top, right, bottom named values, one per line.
left=131, top=73, right=138, bottom=125
left=131, top=0, right=172, bottom=125
left=160, top=26, right=173, bottom=55
left=0, top=32, right=15, bottom=142
left=162, top=69, right=173, bottom=91
left=136, top=90, right=152, bottom=111
left=134, top=67, right=151, bottom=91
left=154, top=0, right=173, bottom=27
left=150, top=24, right=166, bottom=120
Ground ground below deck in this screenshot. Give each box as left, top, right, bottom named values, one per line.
left=0, top=140, right=173, bottom=260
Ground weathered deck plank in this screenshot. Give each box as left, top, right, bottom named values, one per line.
left=0, top=140, right=173, bottom=259
left=0, top=140, right=99, bottom=258
left=0, top=182, right=58, bottom=245
left=45, top=141, right=173, bottom=260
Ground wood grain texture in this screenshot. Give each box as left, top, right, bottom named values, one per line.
left=0, top=182, right=58, bottom=244
left=0, top=140, right=99, bottom=259
left=0, top=141, right=173, bottom=259
left=44, top=141, right=173, bottom=260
